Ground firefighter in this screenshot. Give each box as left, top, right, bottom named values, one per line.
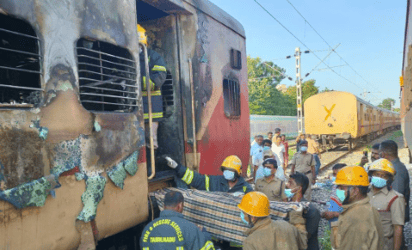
left=368, top=159, right=405, bottom=250
left=138, top=24, right=167, bottom=150
left=255, top=158, right=287, bottom=201
left=140, top=191, right=215, bottom=250
left=333, top=166, right=384, bottom=250
left=238, top=192, right=307, bottom=250
left=165, top=155, right=253, bottom=194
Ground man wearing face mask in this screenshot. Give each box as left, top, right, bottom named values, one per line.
left=333, top=166, right=384, bottom=250
left=165, top=155, right=253, bottom=194
left=238, top=192, right=307, bottom=250
left=321, top=163, right=346, bottom=246
left=291, top=140, right=316, bottom=200
left=368, top=159, right=405, bottom=250
left=254, top=147, right=274, bottom=183
left=255, top=159, right=287, bottom=201
left=380, top=140, right=410, bottom=224
left=286, top=172, right=321, bottom=250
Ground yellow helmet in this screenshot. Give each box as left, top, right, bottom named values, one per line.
left=220, top=155, right=242, bottom=174
left=334, top=166, right=369, bottom=186
left=137, top=24, right=147, bottom=46
left=368, top=159, right=396, bottom=176
left=238, top=191, right=270, bottom=217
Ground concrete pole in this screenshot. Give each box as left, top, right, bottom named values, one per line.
left=295, top=47, right=303, bottom=134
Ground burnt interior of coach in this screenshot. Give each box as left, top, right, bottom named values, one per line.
left=136, top=1, right=183, bottom=178
left=0, top=14, right=42, bottom=108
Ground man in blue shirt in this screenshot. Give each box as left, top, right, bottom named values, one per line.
left=140, top=191, right=214, bottom=250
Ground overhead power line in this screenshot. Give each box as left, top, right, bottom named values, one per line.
left=253, top=0, right=366, bottom=92
left=284, top=0, right=381, bottom=99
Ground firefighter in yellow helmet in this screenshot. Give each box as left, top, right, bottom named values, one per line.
left=137, top=24, right=167, bottom=150
left=165, top=155, right=253, bottom=193
left=333, top=166, right=384, bottom=250
left=367, top=159, right=405, bottom=250
left=238, top=192, right=307, bottom=250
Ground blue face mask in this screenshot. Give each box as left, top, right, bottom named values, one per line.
left=240, top=211, right=250, bottom=226
left=263, top=146, right=271, bottom=151
left=284, top=189, right=295, bottom=198
left=263, top=167, right=272, bottom=177
left=336, top=189, right=346, bottom=202
left=371, top=176, right=387, bottom=188
left=300, top=146, right=308, bottom=152
left=332, top=177, right=336, bottom=182
left=223, top=170, right=235, bottom=181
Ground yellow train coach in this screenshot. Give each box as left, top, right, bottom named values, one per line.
left=304, top=91, right=400, bottom=150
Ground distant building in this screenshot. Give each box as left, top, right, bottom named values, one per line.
left=276, top=84, right=287, bottom=93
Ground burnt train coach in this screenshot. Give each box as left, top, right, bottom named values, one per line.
left=0, top=0, right=249, bottom=249
left=304, top=91, right=400, bottom=150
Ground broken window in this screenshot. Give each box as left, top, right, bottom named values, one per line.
left=223, top=78, right=241, bottom=117
left=76, top=38, right=137, bottom=112
left=230, top=49, right=242, bottom=70
left=161, top=72, right=174, bottom=117
left=0, top=14, right=42, bottom=107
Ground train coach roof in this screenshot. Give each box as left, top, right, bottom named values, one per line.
left=183, top=0, right=246, bottom=38
left=308, top=91, right=399, bottom=115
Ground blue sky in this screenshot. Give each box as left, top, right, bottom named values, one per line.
left=209, top=0, right=407, bottom=107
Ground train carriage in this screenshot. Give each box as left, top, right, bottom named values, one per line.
left=304, top=91, right=400, bottom=150
left=0, top=0, right=250, bottom=249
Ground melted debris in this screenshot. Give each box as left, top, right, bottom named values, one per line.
left=0, top=174, right=60, bottom=209
left=77, top=175, right=107, bottom=222
left=106, top=151, right=139, bottom=189
left=51, top=137, right=81, bottom=176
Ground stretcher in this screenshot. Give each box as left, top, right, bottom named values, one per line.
left=150, top=187, right=309, bottom=245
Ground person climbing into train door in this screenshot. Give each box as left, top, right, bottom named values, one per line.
left=291, top=140, right=316, bottom=200
left=255, top=159, right=287, bottom=201
left=138, top=24, right=167, bottom=150
left=165, top=155, right=253, bottom=194
left=333, top=166, right=384, bottom=250
left=140, top=191, right=215, bottom=250
left=286, top=172, right=321, bottom=250
left=368, top=159, right=405, bottom=250
left=238, top=192, right=307, bottom=250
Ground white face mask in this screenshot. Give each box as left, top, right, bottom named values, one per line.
left=223, top=170, right=235, bottom=181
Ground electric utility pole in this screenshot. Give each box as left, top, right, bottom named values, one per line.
left=295, top=47, right=303, bottom=134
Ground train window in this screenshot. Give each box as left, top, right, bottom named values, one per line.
left=76, top=38, right=137, bottom=112
left=0, top=14, right=42, bottom=107
left=230, top=49, right=242, bottom=70
left=223, top=78, right=241, bottom=117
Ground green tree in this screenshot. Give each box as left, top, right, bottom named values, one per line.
left=284, top=79, right=319, bottom=109
left=377, top=98, right=395, bottom=110
left=247, top=56, right=296, bottom=115
left=320, top=87, right=332, bottom=93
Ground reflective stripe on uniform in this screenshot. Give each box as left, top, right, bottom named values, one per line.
left=143, top=76, right=155, bottom=90
left=142, top=90, right=162, bottom=96
left=201, top=241, right=215, bottom=250
left=144, top=112, right=163, bottom=119
left=152, top=65, right=167, bottom=72
left=205, top=175, right=210, bottom=191
left=182, top=168, right=194, bottom=185
left=143, top=248, right=149, bottom=250
left=176, top=247, right=184, bottom=250
left=243, top=186, right=247, bottom=193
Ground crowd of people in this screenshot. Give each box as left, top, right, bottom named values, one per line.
left=138, top=129, right=411, bottom=250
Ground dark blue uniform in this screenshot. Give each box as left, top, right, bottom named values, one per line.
left=140, top=210, right=214, bottom=250
left=175, top=164, right=253, bottom=193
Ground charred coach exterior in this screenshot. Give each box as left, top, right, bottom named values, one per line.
left=0, top=0, right=249, bottom=249
left=305, top=91, right=400, bottom=150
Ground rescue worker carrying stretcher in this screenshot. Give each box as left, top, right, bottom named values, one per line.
left=367, top=159, right=406, bottom=250
left=138, top=24, right=167, bottom=150
left=238, top=192, right=308, bottom=250
left=165, top=155, right=253, bottom=194
left=140, top=191, right=215, bottom=250
left=333, top=166, right=384, bottom=250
